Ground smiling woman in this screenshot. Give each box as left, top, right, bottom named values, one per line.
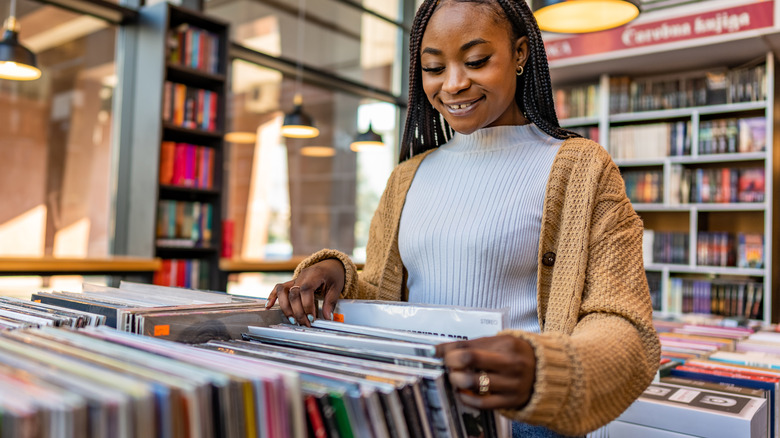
left=267, top=1, right=661, bottom=437
left=419, top=4, right=527, bottom=134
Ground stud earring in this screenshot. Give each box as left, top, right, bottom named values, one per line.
left=516, top=65, right=524, bottom=76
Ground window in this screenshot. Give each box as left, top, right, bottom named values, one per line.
left=0, top=2, right=117, bottom=258
left=0, top=1, right=118, bottom=294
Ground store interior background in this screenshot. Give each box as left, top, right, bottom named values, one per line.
left=0, top=0, right=776, bottom=321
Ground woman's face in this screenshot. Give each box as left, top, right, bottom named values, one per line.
left=420, top=2, right=528, bottom=135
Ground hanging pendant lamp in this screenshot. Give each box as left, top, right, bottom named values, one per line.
left=532, top=0, right=641, bottom=34
left=350, top=122, right=384, bottom=152
left=281, top=93, right=319, bottom=138
left=281, top=0, right=318, bottom=139
left=0, top=0, right=40, bottom=81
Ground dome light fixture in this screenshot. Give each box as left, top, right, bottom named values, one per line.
left=531, top=0, right=641, bottom=34
left=350, top=122, right=384, bottom=152
left=0, top=0, right=40, bottom=81
left=281, top=93, right=319, bottom=139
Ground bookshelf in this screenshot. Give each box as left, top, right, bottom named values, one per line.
left=129, top=3, right=229, bottom=291
left=556, top=53, right=774, bottom=324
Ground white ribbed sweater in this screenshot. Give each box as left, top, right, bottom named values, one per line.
left=398, top=124, right=562, bottom=332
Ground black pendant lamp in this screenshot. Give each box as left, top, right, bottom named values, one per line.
left=532, top=0, right=641, bottom=34
left=0, top=0, right=40, bottom=81
left=350, top=122, right=384, bottom=152
left=280, top=0, right=318, bottom=139
left=281, top=93, right=319, bottom=138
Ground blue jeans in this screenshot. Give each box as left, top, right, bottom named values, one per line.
left=512, top=422, right=585, bottom=438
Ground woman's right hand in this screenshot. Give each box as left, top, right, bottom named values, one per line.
left=265, top=258, right=346, bottom=326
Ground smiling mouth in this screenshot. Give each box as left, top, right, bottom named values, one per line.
left=443, top=97, right=483, bottom=114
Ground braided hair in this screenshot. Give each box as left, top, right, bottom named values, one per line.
left=399, top=0, right=580, bottom=163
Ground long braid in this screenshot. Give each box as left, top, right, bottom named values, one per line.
left=399, top=0, right=579, bottom=163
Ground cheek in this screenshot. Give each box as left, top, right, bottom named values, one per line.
left=421, top=78, right=438, bottom=105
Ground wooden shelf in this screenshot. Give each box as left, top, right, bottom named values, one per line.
left=221, top=257, right=365, bottom=273
left=0, top=257, right=161, bottom=274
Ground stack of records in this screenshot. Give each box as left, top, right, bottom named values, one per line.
left=0, top=326, right=305, bottom=438
left=204, top=318, right=509, bottom=438
left=31, top=281, right=286, bottom=343
left=0, top=296, right=105, bottom=330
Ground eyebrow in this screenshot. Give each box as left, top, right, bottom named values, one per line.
left=421, top=38, right=489, bottom=56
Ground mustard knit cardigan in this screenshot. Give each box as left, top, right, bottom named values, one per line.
left=294, top=137, right=661, bottom=435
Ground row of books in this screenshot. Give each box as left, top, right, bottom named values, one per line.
left=643, top=230, right=689, bottom=265
left=564, top=125, right=599, bottom=143
left=669, top=166, right=765, bottom=204
left=553, top=83, right=599, bottom=119
left=608, top=63, right=766, bottom=114
left=647, top=271, right=662, bottom=312
left=699, top=117, right=766, bottom=155
left=159, top=141, right=216, bottom=189
left=609, top=121, right=691, bottom=160
left=623, top=169, right=662, bottom=204
left=667, top=278, right=764, bottom=319
left=166, top=23, right=221, bottom=74
left=696, top=231, right=765, bottom=269
left=156, top=200, right=214, bottom=247
left=153, top=258, right=212, bottom=291
left=162, top=81, right=219, bottom=132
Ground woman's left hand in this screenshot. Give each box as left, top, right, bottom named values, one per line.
left=436, top=334, right=536, bottom=410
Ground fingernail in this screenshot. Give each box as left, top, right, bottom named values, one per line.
left=329, top=313, right=334, bottom=321
left=307, top=314, right=314, bottom=322
left=288, top=316, right=296, bottom=325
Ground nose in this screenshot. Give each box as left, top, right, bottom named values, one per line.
left=441, top=66, right=469, bottom=95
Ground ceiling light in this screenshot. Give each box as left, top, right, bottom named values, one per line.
left=532, top=0, right=641, bottom=34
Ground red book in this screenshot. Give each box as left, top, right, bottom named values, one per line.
left=209, top=92, right=218, bottom=131
left=172, top=143, right=187, bottom=186
left=206, top=148, right=214, bottom=189
left=159, top=141, right=176, bottom=185
left=176, top=259, right=186, bottom=288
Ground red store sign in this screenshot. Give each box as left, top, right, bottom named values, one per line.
left=544, top=1, right=775, bottom=61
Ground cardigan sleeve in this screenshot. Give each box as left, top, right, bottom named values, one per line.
left=292, top=164, right=401, bottom=301
left=498, top=160, right=661, bottom=435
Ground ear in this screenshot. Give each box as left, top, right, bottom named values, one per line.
left=514, top=36, right=529, bottom=69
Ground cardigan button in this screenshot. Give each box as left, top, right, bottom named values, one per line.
left=542, top=252, right=556, bottom=267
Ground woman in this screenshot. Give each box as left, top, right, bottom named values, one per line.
left=266, top=0, right=660, bottom=436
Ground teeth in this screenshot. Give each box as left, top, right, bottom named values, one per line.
left=449, top=103, right=470, bottom=110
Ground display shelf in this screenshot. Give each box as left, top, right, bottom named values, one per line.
left=645, top=263, right=766, bottom=277
left=555, top=52, right=774, bottom=323
left=129, top=2, right=229, bottom=291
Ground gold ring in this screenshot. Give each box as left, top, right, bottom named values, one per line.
left=478, top=371, right=490, bottom=395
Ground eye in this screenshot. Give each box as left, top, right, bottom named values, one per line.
left=421, top=66, right=444, bottom=74
left=466, top=55, right=491, bottom=68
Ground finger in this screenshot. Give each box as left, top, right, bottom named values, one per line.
left=296, top=281, right=319, bottom=325
left=457, top=391, right=530, bottom=411
left=274, top=283, right=296, bottom=324
left=287, top=286, right=309, bottom=326
left=435, top=339, right=472, bottom=357
left=321, top=287, right=340, bottom=321
left=443, top=348, right=532, bottom=374
left=265, top=289, right=277, bottom=309
left=448, top=370, right=526, bottom=395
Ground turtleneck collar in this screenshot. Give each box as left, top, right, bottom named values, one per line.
left=441, top=123, right=552, bottom=153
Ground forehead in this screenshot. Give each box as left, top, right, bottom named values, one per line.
left=422, top=2, right=511, bottom=49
